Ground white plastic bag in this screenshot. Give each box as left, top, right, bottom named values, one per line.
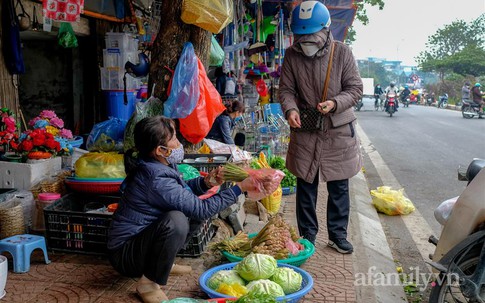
left=434, top=196, right=458, bottom=225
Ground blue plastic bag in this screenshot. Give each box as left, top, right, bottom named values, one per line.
left=163, top=43, right=199, bottom=119
left=86, top=117, right=127, bottom=152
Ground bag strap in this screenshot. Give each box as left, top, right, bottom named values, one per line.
left=322, top=42, right=335, bottom=102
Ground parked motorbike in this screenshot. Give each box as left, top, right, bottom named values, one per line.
left=355, top=98, right=364, bottom=111
left=462, top=100, right=484, bottom=119
left=385, top=93, right=397, bottom=117
left=428, top=159, right=485, bottom=302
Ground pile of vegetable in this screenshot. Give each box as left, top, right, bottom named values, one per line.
left=207, top=253, right=303, bottom=299
left=211, top=215, right=303, bottom=259
left=251, top=155, right=297, bottom=188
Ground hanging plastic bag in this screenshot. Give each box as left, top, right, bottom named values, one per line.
left=179, top=58, right=226, bottom=144
left=58, top=22, right=78, bottom=48
left=163, top=43, right=199, bottom=119
left=124, top=95, right=164, bottom=152
left=370, top=186, right=416, bottom=216
left=181, top=0, right=233, bottom=34
left=75, top=152, right=126, bottom=179
left=86, top=117, right=127, bottom=152
left=209, top=36, right=224, bottom=67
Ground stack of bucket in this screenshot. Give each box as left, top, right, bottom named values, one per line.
left=101, top=32, right=141, bottom=121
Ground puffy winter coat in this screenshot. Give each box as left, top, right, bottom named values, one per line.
left=279, top=33, right=363, bottom=183
left=107, top=158, right=241, bottom=250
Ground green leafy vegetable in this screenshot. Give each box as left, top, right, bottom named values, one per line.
left=234, top=292, right=278, bottom=302
left=207, top=269, right=246, bottom=290
left=268, top=156, right=286, bottom=170
left=281, top=168, right=297, bottom=188
left=235, top=253, right=277, bottom=281
left=246, top=279, right=285, bottom=298
left=269, top=267, right=302, bottom=294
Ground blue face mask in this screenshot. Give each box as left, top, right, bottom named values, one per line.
left=161, top=144, right=185, bottom=164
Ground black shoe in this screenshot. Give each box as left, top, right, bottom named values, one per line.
left=328, top=238, right=353, bottom=254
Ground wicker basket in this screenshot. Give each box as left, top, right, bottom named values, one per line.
left=0, top=200, right=25, bottom=239
left=31, top=170, right=71, bottom=199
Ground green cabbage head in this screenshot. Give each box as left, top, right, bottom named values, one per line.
left=207, top=269, right=246, bottom=290
left=246, top=279, right=285, bottom=298
left=234, top=253, right=277, bottom=281
left=269, top=267, right=302, bottom=294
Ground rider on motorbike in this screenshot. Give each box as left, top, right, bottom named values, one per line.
left=438, top=93, right=448, bottom=108
left=385, top=81, right=399, bottom=111
left=374, top=84, right=384, bottom=109
left=471, top=83, right=485, bottom=115
left=400, top=85, right=411, bottom=103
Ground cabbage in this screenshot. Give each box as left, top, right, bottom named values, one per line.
left=207, top=270, right=246, bottom=290
left=246, top=279, right=285, bottom=298
left=235, top=253, right=277, bottom=281
left=269, top=267, right=302, bottom=294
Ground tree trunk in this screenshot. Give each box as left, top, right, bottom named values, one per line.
left=0, top=2, right=20, bottom=116
left=149, top=0, right=211, bottom=100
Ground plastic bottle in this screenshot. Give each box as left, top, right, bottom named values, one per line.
left=32, top=193, right=61, bottom=233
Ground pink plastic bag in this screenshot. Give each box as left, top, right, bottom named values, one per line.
left=240, top=168, right=285, bottom=200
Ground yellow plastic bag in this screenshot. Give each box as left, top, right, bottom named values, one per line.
left=261, top=185, right=282, bottom=214
left=181, top=0, right=233, bottom=34
left=216, top=283, right=247, bottom=298
left=370, top=186, right=415, bottom=216
left=75, top=152, right=126, bottom=179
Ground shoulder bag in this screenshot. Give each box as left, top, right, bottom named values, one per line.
left=292, top=42, right=335, bottom=132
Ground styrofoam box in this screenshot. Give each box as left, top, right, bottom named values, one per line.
left=0, top=157, right=62, bottom=190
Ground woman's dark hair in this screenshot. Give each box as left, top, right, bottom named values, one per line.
left=225, top=100, right=245, bottom=115
left=124, top=116, right=175, bottom=174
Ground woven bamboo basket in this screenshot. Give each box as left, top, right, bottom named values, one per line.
left=31, top=170, right=72, bottom=199
left=0, top=200, right=25, bottom=239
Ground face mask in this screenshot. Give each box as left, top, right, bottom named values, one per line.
left=300, top=42, right=320, bottom=57
left=161, top=144, right=184, bottom=164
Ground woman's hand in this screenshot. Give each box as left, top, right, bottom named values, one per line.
left=287, top=110, right=301, bottom=128
left=318, top=100, right=336, bottom=114
left=204, top=167, right=224, bottom=187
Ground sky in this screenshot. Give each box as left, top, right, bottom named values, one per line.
left=350, top=0, right=485, bottom=66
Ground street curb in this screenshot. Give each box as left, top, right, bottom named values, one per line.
left=350, top=171, right=408, bottom=303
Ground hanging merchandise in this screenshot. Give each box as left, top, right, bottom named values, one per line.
left=179, top=59, right=226, bottom=144
left=163, top=43, right=199, bottom=119
left=256, top=79, right=268, bottom=97
left=16, top=0, right=31, bottom=31
left=43, top=0, right=84, bottom=22
left=181, top=0, right=233, bottom=34
left=246, top=0, right=267, bottom=56
left=209, top=36, right=225, bottom=67
left=57, top=22, right=78, bottom=48
left=1, top=0, right=25, bottom=74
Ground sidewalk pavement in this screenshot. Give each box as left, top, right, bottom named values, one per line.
left=3, top=171, right=407, bottom=302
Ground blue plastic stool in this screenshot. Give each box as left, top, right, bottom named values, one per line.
left=0, top=234, right=51, bottom=273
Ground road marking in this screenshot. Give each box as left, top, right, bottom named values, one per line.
left=356, top=123, right=435, bottom=269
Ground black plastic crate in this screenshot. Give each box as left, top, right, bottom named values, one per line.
left=43, top=193, right=119, bottom=255
left=183, top=154, right=232, bottom=173
left=177, top=219, right=217, bottom=257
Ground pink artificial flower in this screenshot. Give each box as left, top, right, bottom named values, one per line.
left=59, top=128, right=73, bottom=139
left=39, top=110, right=57, bottom=119
left=4, top=117, right=16, bottom=133
left=29, top=117, right=41, bottom=127
left=50, top=117, right=64, bottom=129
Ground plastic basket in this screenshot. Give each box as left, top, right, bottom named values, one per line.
left=177, top=219, right=216, bottom=257
left=183, top=154, right=232, bottom=173
left=199, top=262, right=314, bottom=303
left=221, top=233, right=315, bottom=267
left=70, top=136, right=84, bottom=148
left=65, top=177, right=122, bottom=195
left=43, top=193, right=119, bottom=255
left=282, top=186, right=296, bottom=196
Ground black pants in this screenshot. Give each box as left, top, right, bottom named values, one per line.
left=296, top=175, right=350, bottom=244
left=108, top=211, right=190, bottom=285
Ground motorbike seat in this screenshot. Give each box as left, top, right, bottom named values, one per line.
left=466, top=159, right=485, bottom=183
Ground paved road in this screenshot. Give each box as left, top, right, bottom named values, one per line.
left=355, top=98, right=485, bottom=301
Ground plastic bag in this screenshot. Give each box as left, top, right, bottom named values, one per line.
left=434, top=196, right=458, bottom=225
left=75, top=152, right=126, bottom=178
left=370, top=186, right=416, bottom=216
left=181, top=0, right=233, bottom=34
left=58, top=22, right=78, bottom=48
left=86, top=117, right=127, bottom=152
left=240, top=168, right=285, bottom=201
left=179, top=58, right=226, bottom=144
left=209, top=36, right=224, bottom=67
left=177, top=164, right=200, bottom=181
left=257, top=152, right=282, bottom=213
left=163, top=43, right=199, bottom=119
left=124, top=96, right=164, bottom=152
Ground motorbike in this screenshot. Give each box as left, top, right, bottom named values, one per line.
left=427, top=96, right=435, bottom=106
left=355, top=98, right=364, bottom=111
left=462, top=100, right=484, bottom=119
left=401, top=95, right=410, bottom=108
left=428, top=159, right=485, bottom=302
left=437, top=95, right=448, bottom=109
left=385, top=93, right=397, bottom=117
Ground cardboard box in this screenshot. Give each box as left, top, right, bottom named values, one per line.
left=0, top=157, right=62, bottom=190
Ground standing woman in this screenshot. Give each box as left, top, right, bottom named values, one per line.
left=108, top=116, right=250, bottom=303
left=206, top=100, right=245, bottom=144
left=278, top=1, right=363, bottom=253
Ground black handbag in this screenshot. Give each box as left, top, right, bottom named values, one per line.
left=291, top=42, right=335, bottom=132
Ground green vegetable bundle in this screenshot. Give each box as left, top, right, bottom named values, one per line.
left=222, top=163, right=249, bottom=182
